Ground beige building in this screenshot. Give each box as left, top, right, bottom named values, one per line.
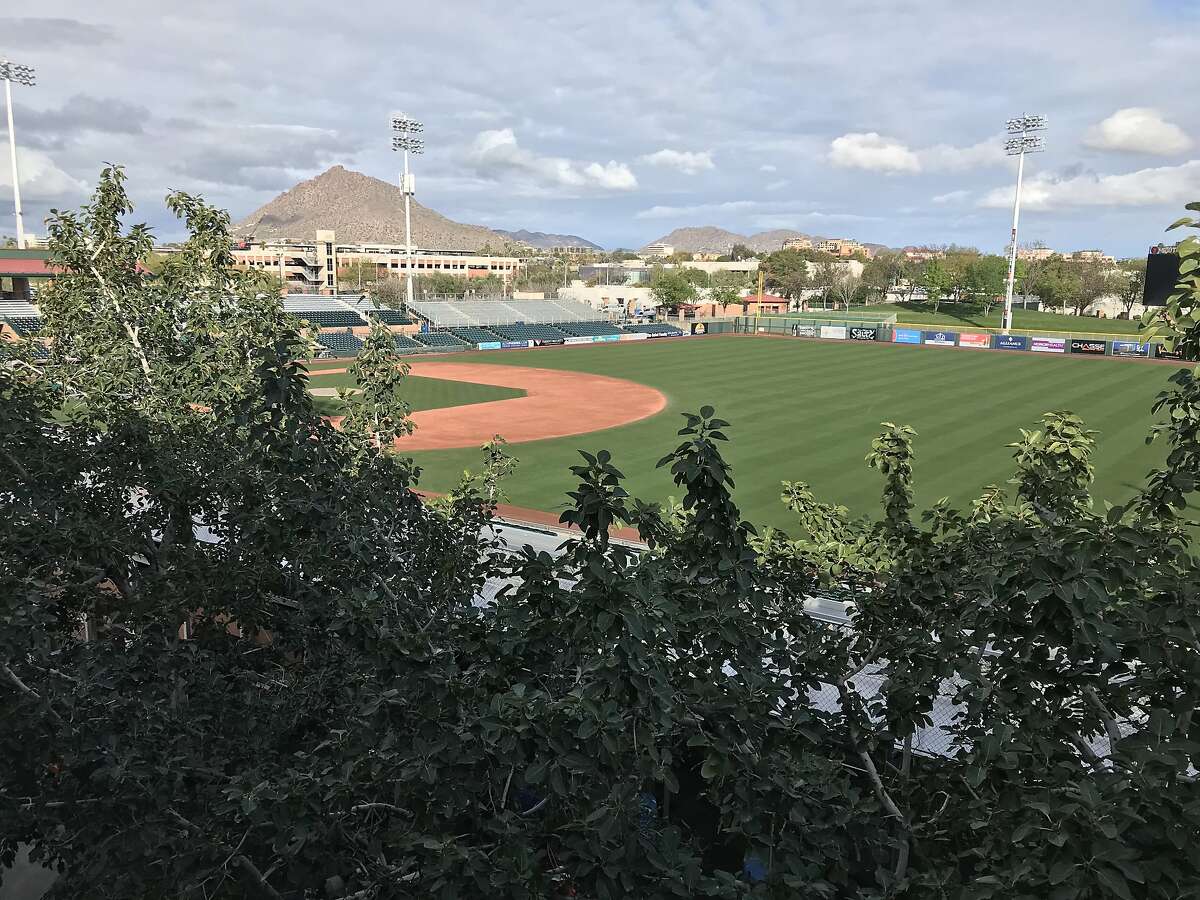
left=782, top=237, right=813, bottom=251
left=1017, top=245, right=1056, bottom=262
left=1072, top=249, right=1116, bottom=264
left=642, top=243, right=675, bottom=258
left=815, top=238, right=867, bottom=258
left=232, top=230, right=522, bottom=295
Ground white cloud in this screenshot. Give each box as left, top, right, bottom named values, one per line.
left=635, top=199, right=759, bottom=220
left=829, top=133, right=920, bottom=173
left=0, top=148, right=89, bottom=202
left=760, top=164, right=777, bottom=173
left=979, top=160, right=1200, bottom=210
left=932, top=189, right=970, bottom=204
left=830, top=132, right=1004, bottom=175
left=765, top=179, right=790, bottom=191
left=466, top=128, right=637, bottom=192
left=1084, top=107, right=1192, bottom=156
left=638, top=148, right=715, bottom=175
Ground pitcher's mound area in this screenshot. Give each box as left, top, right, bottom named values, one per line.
left=395, top=361, right=667, bottom=450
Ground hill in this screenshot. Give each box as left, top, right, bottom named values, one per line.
left=644, top=226, right=826, bottom=254
left=644, top=226, right=895, bottom=256
left=495, top=229, right=602, bottom=250
left=232, top=165, right=504, bottom=250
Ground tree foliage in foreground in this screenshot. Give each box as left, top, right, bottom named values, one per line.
left=2, top=172, right=1200, bottom=899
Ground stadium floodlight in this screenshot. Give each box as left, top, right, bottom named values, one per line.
left=1000, top=113, right=1047, bottom=335
left=1, top=58, right=36, bottom=249
left=390, top=113, right=424, bottom=310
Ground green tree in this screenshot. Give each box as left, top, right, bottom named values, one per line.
left=648, top=266, right=697, bottom=309
left=6, top=178, right=1200, bottom=900
left=337, top=257, right=380, bottom=291
left=1118, top=258, right=1147, bottom=317
left=729, top=242, right=753, bottom=261
left=760, top=249, right=812, bottom=305
left=919, top=258, right=953, bottom=312
left=861, top=251, right=904, bottom=302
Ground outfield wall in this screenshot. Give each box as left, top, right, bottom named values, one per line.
left=733, top=316, right=1184, bottom=361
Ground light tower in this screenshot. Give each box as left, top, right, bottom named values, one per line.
left=1, top=58, right=36, bottom=250
left=391, top=114, right=424, bottom=310
left=1001, top=114, right=1046, bottom=334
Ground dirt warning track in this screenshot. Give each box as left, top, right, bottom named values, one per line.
left=390, top=361, right=666, bottom=450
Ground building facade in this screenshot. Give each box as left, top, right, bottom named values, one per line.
left=782, top=237, right=813, bottom=251
left=231, top=231, right=522, bottom=295
left=642, top=243, right=675, bottom=258
left=814, top=238, right=867, bottom=258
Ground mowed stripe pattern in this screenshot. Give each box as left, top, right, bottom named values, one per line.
left=399, top=337, right=1177, bottom=528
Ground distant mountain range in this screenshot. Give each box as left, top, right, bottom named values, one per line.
left=644, top=225, right=890, bottom=256
left=494, top=229, right=603, bottom=250
left=232, top=167, right=610, bottom=254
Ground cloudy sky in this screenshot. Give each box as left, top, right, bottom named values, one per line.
left=2, top=1, right=1198, bottom=254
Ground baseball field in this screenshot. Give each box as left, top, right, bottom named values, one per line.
left=308, top=335, right=1181, bottom=529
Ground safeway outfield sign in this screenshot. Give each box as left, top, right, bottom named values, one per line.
left=923, top=331, right=955, bottom=346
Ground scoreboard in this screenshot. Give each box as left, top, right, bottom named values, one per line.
left=1143, top=245, right=1180, bottom=307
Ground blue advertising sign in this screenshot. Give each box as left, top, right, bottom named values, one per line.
left=923, top=330, right=956, bottom=346
left=501, top=341, right=530, bottom=350
left=993, top=335, right=1029, bottom=351
left=477, top=341, right=502, bottom=350
left=599, top=333, right=620, bottom=342
left=1111, top=340, right=1150, bottom=358
left=892, top=328, right=922, bottom=345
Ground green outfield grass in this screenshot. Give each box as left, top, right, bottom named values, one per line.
left=306, top=370, right=523, bottom=416
left=397, top=337, right=1183, bottom=530
left=851, top=302, right=1147, bottom=336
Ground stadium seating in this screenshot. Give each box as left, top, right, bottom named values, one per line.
left=297, top=309, right=365, bottom=328
left=3, top=315, right=43, bottom=335
left=362, top=308, right=413, bottom=325
left=622, top=323, right=684, bottom=337
left=317, top=332, right=363, bottom=355
left=391, top=334, right=424, bottom=352
left=413, top=331, right=471, bottom=349
left=492, top=323, right=573, bottom=343
left=409, top=297, right=603, bottom=327
left=451, top=326, right=503, bottom=344
left=560, top=321, right=623, bottom=337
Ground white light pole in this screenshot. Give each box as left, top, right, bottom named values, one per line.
left=391, top=114, right=424, bottom=311
left=1001, top=114, right=1046, bottom=334
left=1, top=59, right=36, bottom=250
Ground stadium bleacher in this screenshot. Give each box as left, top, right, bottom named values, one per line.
left=0, top=299, right=43, bottom=335
left=409, top=297, right=606, bottom=327
left=450, top=326, right=503, bottom=344
left=3, top=314, right=43, bottom=335
left=391, top=334, right=424, bottom=352
left=413, top=332, right=470, bottom=350
left=560, top=321, right=623, bottom=337
left=316, top=332, right=364, bottom=356
left=492, top=323, right=573, bottom=343
left=362, top=308, right=413, bottom=326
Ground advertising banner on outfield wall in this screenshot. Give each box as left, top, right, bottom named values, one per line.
left=958, top=332, right=990, bottom=349
left=501, top=341, right=530, bottom=350
left=477, top=341, right=502, bottom=350
left=599, top=334, right=620, bottom=342
left=1111, top=340, right=1150, bottom=358
left=923, top=331, right=956, bottom=346
left=849, top=327, right=877, bottom=341
left=564, top=336, right=596, bottom=345
left=893, top=328, right=922, bottom=344
left=1070, top=339, right=1107, bottom=355
left=793, top=324, right=817, bottom=338
left=993, top=335, right=1029, bottom=351
left=820, top=325, right=847, bottom=340
left=1031, top=337, right=1067, bottom=353
left=690, top=322, right=709, bottom=335
left=532, top=339, right=565, bottom=347
left=1155, top=344, right=1185, bottom=359
left=618, top=332, right=649, bottom=341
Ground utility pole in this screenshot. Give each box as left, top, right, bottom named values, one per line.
left=1, top=59, right=36, bottom=250
left=1001, top=114, right=1046, bottom=334
left=391, top=114, right=424, bottom=313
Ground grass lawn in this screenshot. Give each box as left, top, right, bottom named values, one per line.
left=306, top=369, right=524, bottom=416
left=398, top=337, right=1182, bottom=529
left=851, top=302, right=1146, bottom=337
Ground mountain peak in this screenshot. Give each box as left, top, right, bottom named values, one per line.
left=233, top=165, right=502, bottom=250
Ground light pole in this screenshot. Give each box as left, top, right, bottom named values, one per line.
left=391, top=114, right=423, bottom=312
left=1001, top=114, right=1046, bottom=334
left=1, top=59, right=36, bottom=250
